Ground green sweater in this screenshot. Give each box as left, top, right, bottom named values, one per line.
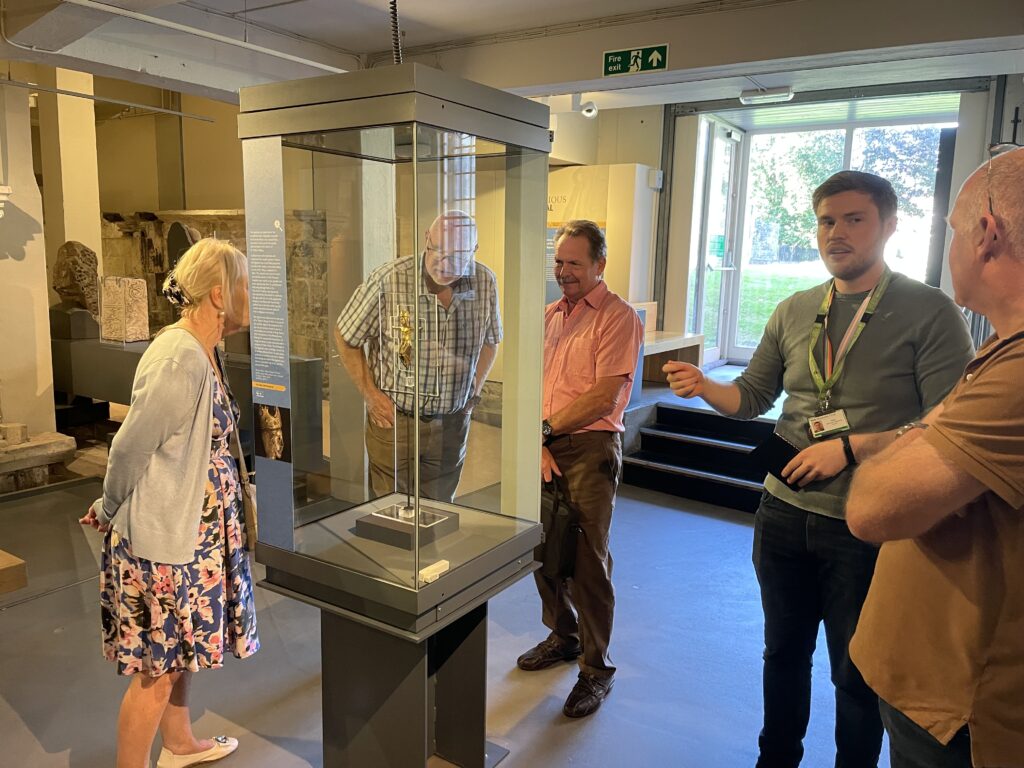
left=734, top=270, right=974, bottom=519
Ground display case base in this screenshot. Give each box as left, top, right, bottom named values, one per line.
left=322, top=602, right=508, bottom=768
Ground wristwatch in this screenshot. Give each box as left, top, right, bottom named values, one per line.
left=840, top=434, right=857, bottom=466
left=541, top=419, right=554, bottom=443
left=895, top=421, right=929, bottom=440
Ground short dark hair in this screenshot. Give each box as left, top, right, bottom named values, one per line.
left=555, top=219, right=607, bottom=263
left=812, top=171, right=898, bottom=220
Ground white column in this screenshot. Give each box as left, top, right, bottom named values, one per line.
left=0, top=84, right=56, bottom=434
left=37, top=67, right=103, bottom=302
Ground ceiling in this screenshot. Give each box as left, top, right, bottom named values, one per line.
left=182, top=0, right=719, bottom=54
left=3, top=0, right=1023, bottom=113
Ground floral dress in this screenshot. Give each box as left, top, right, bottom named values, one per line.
left=99, top=375, right=260, bottom=676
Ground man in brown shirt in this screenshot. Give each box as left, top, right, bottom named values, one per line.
left=847, top=145, right=1024, bottom=768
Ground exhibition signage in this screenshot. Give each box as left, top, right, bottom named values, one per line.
left=603, top=45, right=668, bottom=77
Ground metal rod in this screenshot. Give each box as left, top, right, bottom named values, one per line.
left=411, top=120, right=420, bottom=584
left=0, top=76, right=215, bottom=122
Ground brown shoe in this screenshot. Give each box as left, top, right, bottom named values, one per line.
left=563, top=672, right=613, bottom=718
left=516, top=637, right=582, bottom=671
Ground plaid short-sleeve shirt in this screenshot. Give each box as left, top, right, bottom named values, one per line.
left=336, top=255, right=502, bottom=416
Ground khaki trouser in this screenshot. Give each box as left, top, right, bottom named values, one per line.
left=365, top=409, right=472, bottom=504
left=534, top=430, right=622, bottom=678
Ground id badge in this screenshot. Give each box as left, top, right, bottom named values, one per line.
left=808, top=409, right=850, bottom=439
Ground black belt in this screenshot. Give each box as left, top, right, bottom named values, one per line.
left=398, top=409, right=453, bottom=423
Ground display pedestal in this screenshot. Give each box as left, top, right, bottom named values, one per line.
left=321, top=603, right=508, bottom=768
left=354, top=503, right=460, bottom=549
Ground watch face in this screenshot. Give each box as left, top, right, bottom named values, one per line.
left=542, top=421, right=552, bottom=436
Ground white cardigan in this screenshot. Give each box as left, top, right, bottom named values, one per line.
left=95, top=328, right=220, bottom=565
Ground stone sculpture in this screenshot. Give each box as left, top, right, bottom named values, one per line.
left=52, top=241, right=100, bottom=316
left=100, top=276, right=150, bottom=342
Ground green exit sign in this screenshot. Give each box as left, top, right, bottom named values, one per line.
left=603, top=45, right=668, bottom=77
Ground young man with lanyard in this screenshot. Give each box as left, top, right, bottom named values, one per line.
left=664, top=171, right=973, bottom=768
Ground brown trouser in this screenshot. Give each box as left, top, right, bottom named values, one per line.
left=365, top=408, right=472, bottom=503
left=534, top=430, right=621, bottom=678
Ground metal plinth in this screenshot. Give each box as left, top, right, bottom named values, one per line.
left=321, top=602, right=504, bottom=768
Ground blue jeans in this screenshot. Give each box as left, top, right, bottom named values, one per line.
left=752, top=492, right=883, bottom=768
left=880, top=700, right=972, bottom=768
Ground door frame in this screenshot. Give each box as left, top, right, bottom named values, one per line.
left=693, top=117, right=745, bottom=364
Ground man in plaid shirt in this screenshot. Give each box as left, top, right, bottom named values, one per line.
left=333, top=211, right=501, bottom=503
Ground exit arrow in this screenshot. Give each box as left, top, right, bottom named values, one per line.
left=648, top=50, right=663, bottom=67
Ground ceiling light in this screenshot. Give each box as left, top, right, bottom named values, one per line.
left=569, top=93, right=598, bottom=119
left=738, top=86, right=795, bottom=106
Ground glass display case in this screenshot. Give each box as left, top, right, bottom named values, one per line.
left=238, top=65, right=550, bottom=634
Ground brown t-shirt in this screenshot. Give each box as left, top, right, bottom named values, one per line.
left=851, top=331, right=1024, bottom=768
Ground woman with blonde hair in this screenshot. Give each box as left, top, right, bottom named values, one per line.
left=80, top=237, right=259, bottom=768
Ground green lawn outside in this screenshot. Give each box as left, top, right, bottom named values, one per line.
left=694, top=268, right=826, bottom=351
left=735, top=272, right=824, bottom=347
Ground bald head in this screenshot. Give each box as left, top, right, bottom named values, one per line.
left=424, top=210, right=478, bottom=286
left=960, top=147, right=1024, bottom=255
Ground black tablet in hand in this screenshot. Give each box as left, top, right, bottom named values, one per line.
left=750, top=432, right=801, bottom=488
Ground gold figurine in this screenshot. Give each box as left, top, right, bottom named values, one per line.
left=398, top=307, right=413, bottom=369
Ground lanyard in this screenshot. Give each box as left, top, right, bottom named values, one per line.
left=807, top=268, right=891, bottom=411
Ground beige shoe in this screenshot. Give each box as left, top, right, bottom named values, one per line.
left=156, top=736, right=238, bottom=768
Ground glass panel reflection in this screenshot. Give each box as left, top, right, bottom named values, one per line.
left=278, top=123, right=532, bottom=590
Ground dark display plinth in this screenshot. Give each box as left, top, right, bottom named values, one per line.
left=355, top=503, right=460, bottom=549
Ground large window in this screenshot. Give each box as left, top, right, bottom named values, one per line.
left=701, top=92, right=960, bottom=360
left=736, top=129, right=845, bottom=347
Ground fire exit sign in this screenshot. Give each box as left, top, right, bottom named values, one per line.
left=603, top=45, right=668, bottom=77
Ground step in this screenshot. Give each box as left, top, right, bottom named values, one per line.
left=654, top=402, right=775, bottom=444
left=624, top=453, right=763, bottom=491
left=623, top=451, right=764, bottom=513
left=637, top=428, right=766, bottom=483
left=639, top=427, right=756, bottom=453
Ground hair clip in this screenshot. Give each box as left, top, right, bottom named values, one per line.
left=162, top=274, right=194, bottom=307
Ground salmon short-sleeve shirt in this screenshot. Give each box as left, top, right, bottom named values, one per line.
left=851, top=331, right=1024, bottom=768
left=543, top=281, right=643, bottom=433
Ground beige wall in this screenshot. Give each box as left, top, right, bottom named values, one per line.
left=551, top=111, right=598, bottom=166
left=664, top=115, right=704, bottom=335
left=94, top=90, right=245, bottom=213
left=182, top=94, right=244, bottom=209
left=597, top=106, right=664, bottom=169
left=474, top=159, right=507, bottom=382
left=550, top=105, right=664, bottom=168
left=547, top=163, right=656, bottom=303
left=411, top=0, right=1024, bottom=93
left=97, top=115, right=161, bottom=212
left=0, top=84, right=55, bottom=434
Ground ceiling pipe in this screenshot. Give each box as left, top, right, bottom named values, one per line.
left=0, top=76, right=216, bottom=121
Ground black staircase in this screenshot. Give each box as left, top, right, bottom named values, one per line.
left=623, top=403, right=776, bottom=512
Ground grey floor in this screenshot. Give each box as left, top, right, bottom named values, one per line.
left=0, top=476, right=889, bottom=768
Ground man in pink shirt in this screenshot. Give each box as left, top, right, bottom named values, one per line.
left=516, top=219, right=643, bottom=718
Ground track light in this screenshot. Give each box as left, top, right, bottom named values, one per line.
left=570, top=93, right=599, bottom=119
left=738, top=86, right=795, bottom=106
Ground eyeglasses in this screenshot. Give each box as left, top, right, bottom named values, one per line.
left=984, top=143, right=1021, bottom=236
left=425, top=236, right=477, bottom=263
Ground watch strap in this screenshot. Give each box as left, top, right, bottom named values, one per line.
left=840, top=434, right=857, bottom=466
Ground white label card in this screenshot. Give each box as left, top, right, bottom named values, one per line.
left=808, top=409, right=851, bottom=439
